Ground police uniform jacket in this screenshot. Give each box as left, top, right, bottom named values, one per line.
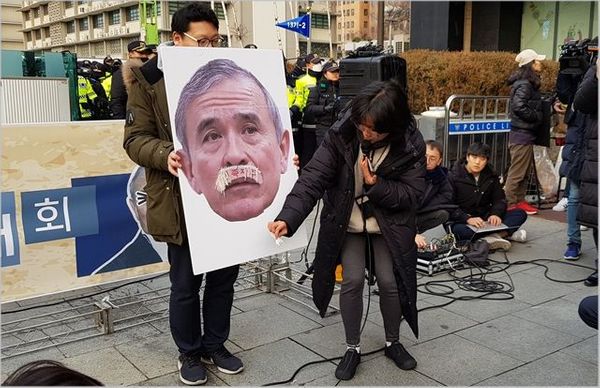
left=304, top=78, right=339, bottom=132
left=275, top=117, right=426, bottom=338
left=123, top=56, right=185, bottom=245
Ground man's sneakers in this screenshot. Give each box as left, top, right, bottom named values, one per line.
left=552, top=197, right=568, bottom=212
left=335, top=348, right=361, bottom=380
left=481, top=233, right=512, bottom=251
left=564, top=243, right=581, bottom=260
left=178, top=354, right=207, bottom=386
left=201, top=346, right=244, bottom=375
left=512, top=201, right=538, bottom=215
left=385, top=342, right=417, bottom=370
left=584, top=272, right=598, bottom=287
left=508, top=229, right=527, bottom=243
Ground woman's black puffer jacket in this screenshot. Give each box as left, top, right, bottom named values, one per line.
left=508, top=75, right=543, bottom=132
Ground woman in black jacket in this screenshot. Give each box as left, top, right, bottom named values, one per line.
left=504, top=49, right=546, bottom=215
left=574, top=62, right=598, bottom=286
left=268, top=80, right=425, bottom=380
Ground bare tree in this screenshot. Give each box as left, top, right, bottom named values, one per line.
left=384, top=1, right=410, bottom=35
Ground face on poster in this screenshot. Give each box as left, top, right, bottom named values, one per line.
left=162, top=47, right=307, bottom=275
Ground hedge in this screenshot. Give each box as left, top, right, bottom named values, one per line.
left=399, top=50, right=559, bottom=113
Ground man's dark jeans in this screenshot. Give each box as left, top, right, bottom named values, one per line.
left=168, top=241, right=239, bottom=356
left=451, top=208, right=528, bottom=242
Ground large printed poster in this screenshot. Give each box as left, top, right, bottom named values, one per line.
left=161, top=47, right=307, bottom=275
left=1, top=122, right=168, bottom=302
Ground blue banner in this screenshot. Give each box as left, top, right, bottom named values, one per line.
left=1, top=192, right=20, bottom=267
left=448, top=120, right=511, bottom=135
left=72, top=174, right=162, bottom=277
left=21, top=186, right=99, bottom=244
left=276, top=13, right=311, bottom=38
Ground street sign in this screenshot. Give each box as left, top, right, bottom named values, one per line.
left=276, top=13, right=310, bottom=38
left=448, top=120, right=511, bottom=135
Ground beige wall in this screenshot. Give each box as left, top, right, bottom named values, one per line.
left=337, top=0, right=376, bottom=42
left=2, top=0, right=24, bottom=50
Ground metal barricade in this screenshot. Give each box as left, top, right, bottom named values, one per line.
left=443, top=95, right=511, bottom=178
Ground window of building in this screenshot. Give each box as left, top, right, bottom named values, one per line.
left=364, top=9, right=368, bottom=16
left=65, top=1, right=74, bottom=9
left=338, top=22, right=341, bottom=29
left=169, top=2, right=222, bottom=18
left=93, top=14, right=103, bottom=28
left=146, top=1, right=162, bottom=16
left=79, top=18, right=89, bottom=30
left=66, top=21, right=75, bottom=33
left=24, top=11, right=30, bottom=20
left=109, top=10, right=120, bottom=25
left=364, top=21, right=367, bottom=28
left=346, top=33, right=350, bottom=40
left=26, top=32, right=32, bottom=41
left=43, top=27, right=50, bottom=37
left=338, top=34, right=341, bottom=41
left=126, top=6, right=139, bottom=22
left=33, top=8, right=39, bottom=18
left=299, top=12, right=328, bottom=29
left=35, top=29, right=41, bottom=39
left=42, top=5, right=48, bottom=15
left=351, top=21, right=354, bottom=28
left=351, top=9, right=354, bottom=16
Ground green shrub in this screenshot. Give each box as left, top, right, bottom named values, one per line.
left=400, top=50, right=559, bottom=113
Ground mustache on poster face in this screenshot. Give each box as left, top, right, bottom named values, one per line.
left=215, top=165, right=263, bottom=194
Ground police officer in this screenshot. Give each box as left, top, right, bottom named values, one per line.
left=77, top=62, right=97, bottom=120
left=291, top=54, right=323, bottom=167
left=304, top=60, right=340, bottom=155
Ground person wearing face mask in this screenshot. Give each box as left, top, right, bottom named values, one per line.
left=268, top=79, right=425, bottom=381
left=303, top=60, right=341, bottom=164
left=504, top=49, right=547, bottom=216
left=110, top=40, right=153, bottom=119
left=290, top=54, right=323, bottom=167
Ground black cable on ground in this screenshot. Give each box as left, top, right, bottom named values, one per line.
left=291, top=200, right=321, bottom=268
left=261, top=345, right=386, bottom=386
left=1, top=272, right=168, bottom=315
left=262, top=252, right=597, bottom=386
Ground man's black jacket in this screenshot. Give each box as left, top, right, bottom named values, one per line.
left=448, top=159, right=507, bottom=223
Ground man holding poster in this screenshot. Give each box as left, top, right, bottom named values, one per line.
left=123, top=3, right=243, bottom=385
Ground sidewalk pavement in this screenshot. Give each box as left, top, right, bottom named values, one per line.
left=1, top=210, right=597, bottom=386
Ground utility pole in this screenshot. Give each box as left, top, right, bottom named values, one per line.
left=376, top=0, right=384, bottom=48
left=306, top=0, right=312, bottom=54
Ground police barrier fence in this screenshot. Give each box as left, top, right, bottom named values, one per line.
left=443, top=95, right=511, bottom=177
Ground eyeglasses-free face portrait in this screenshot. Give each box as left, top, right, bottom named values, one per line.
left=175, top=59, right=290, bottom=222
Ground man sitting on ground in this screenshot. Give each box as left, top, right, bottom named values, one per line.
left=415, top=140, right=456, bottom=249
left=448, top=143, right=528, bottom=251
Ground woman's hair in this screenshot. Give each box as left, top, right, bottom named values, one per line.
left=349, top=79, right=412, bottom=142
left=507, top=62, right=541, bottom=89
left=3, top=360, right=103, bottom=386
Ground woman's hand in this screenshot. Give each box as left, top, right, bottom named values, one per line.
left=268, top=221, right=288, bottom=238
left=360, top=155, right=377, bottom=185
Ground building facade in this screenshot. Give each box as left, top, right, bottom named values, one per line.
left=19, top=1, right=338, bottom=60
left=411, top=1, right=597, bottom=59
left=2, top=0, right=24, bottom=50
